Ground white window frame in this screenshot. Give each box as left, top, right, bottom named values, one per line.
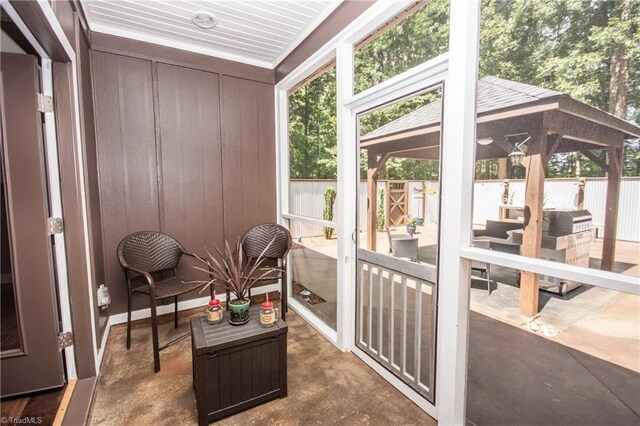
left=275, top=0, right=477, bottom=422
left=346, top=55, right=449, bottom=420
left=276, top=0, right=638, bottom=423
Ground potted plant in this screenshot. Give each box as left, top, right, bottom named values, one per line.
left=405, top=215, right=417, bottom=237
left=191, top=237, right=279, bottom=326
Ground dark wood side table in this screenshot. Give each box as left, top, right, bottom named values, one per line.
left=190, top=306, right=288, bottom=425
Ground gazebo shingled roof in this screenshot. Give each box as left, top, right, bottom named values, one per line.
left=363, top=76, right=561, bottom=141
left=360, top=76, right=640, bottom=316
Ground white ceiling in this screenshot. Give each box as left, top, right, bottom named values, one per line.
left=81, top=0, right=341, bottom=68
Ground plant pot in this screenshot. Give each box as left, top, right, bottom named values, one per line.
left=228, top=298, right=251, bottom=325
left=406, top=224, right=416, bottom=236
left=415, top=217, right=424, bottom=226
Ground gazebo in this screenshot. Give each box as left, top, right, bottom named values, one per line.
left=360, top=76, right=640, bottom=316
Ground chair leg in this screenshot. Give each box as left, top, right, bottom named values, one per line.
left=126, top=290, right=132, bottom=349
left=174, top=296, right=179, bottom=328
left=281, top=271, right=287, bottom=321
left=150, top=296, right=160, bottom=373
left=487, top=266, right=491, bottom=295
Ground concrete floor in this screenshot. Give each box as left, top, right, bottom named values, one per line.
left=467, top=311, right=640, bottom=426
left=89, top=304, right=436, bottom=426
left=89, top=296, right=639, bottom=425
left=89, top=301, right=639, bottom=426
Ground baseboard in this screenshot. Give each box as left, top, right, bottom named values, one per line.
left=108, top=283, right=281, bottom=325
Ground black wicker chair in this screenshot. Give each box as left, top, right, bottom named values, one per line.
left=117, top=231, right=210, bottom=372
left=240, top=224, right=292, bottom=320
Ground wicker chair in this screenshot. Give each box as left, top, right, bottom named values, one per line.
left=240, top=224, right=292, bottom=320
left=117, top=231, right=210, bottom=372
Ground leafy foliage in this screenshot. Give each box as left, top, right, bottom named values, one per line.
left=289, top=0, right=640, bottom=181
left=190, top=237, right=279, bottom=301
left=323, top=187, right=336, bottom=239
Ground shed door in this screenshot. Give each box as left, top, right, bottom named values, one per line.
left=1, top=53, right=64, bottom=396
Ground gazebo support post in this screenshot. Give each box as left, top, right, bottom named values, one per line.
left=577, top=178, right=586, bottom=209
left=601, top=146, right=623, bottom=271
left=519, top=132, right=548, bottom=317
left=366, top=152, right=389, bottom=251
left=367, top=155, right=378, bottom=251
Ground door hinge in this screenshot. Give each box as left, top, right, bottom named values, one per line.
left=47, top=217, right=64, bottom=235
left=38, top=93, right=54, bottom=113
left=58, top=331, right=73, bottom=350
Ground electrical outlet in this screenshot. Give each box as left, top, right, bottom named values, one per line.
left=97, top=284, right=111, bottom=310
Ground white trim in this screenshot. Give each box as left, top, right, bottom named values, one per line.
left=275, top=0, right=415, bottom=90
left=33, top=0, right=102, bottom=373
left=435, top=1, right=480, bottom=424
left=335, top=41, right=355, bottom=352
left=288, top=298, right=339, bottom=346
left=345, top=53, right=449, bottom=113
left=0, top=1, right=48, bottom=59
left=353, top=347, right=438, bottom=419
left=1, top=0, right=87, bottom=382
left=282, top=213, right=337, bottom=228
left=84, top=0, right=343, bottom=70
left=273, top=0, right=459, bottom=421
left=35, top=0, right=74, bottom=57
left=108, top=284, right=281, bottom=325
left=41, top=59, right=77, bottom=381
left=461, top=247, right=640, bottom=294
left=71, top=57, right=101, bottom=372
left=88, top=24, right=274, bottom=69
left=275, top=88, right=288, bottom=225
left=270, top=0, right=343, bottom=68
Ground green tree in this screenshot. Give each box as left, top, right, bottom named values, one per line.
left=288, top=0, right=640, bottom=181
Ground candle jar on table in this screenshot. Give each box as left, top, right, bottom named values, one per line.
left=206, top=298, right=223, bottom=325
left=259, top=301, right=278, bottom=328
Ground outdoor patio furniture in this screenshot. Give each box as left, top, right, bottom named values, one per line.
left=470, top=239, right=492, bottom=294
left=241, top=223, right=292, bottom=320
left=117, top=231, right=210, bottom=373
left=473, top=220, right=522, bottom=255
left=386, top=226, right=419, bottom=261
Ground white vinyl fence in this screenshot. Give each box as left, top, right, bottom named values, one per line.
left=289, top=178, right=640, bottom=242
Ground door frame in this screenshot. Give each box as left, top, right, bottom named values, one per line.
left=0, top=0, right=99, bottom=381
left=346, top=56, right=448, bottom=419
left=275, top=1, right=480, bottom=423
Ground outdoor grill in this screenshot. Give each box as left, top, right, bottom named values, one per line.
left=513, top=209, right=593, bottom=295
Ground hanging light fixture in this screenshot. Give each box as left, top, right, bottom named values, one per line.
left=508, top=137, right=530, bottom=166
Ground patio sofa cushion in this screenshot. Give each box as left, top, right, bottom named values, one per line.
left=474, top=220, right=523, bottom=255
left=475, top=220, right=523, bottom=240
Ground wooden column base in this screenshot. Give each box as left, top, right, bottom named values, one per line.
left=519, top=271, right=540, bottom=317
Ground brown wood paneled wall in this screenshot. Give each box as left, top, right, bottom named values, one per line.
left=92, top=52, right=160, bottom=314
left=156, top=63, right=225, bottom=280
left=220, top=76, right=276, bottom=241
left=91, top=51, right=276, bottom=315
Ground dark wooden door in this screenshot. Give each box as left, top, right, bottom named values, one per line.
left=0, top=53, right=64, bottom=396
